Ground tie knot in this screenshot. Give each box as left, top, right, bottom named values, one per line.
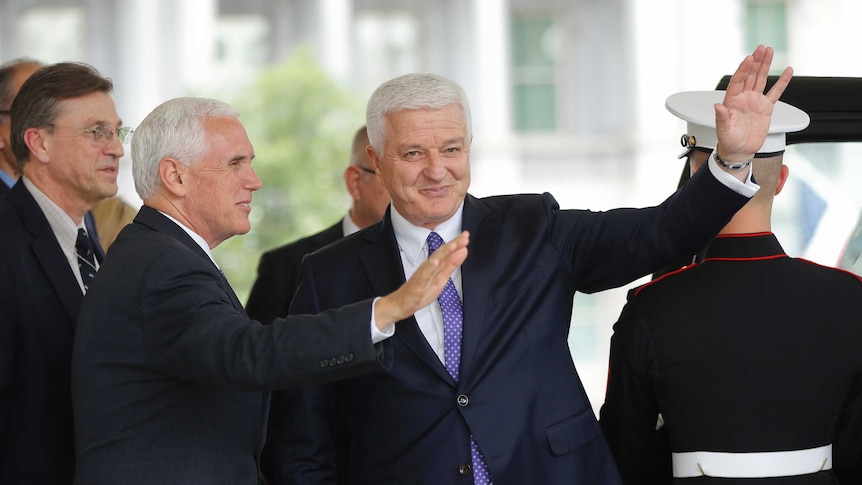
left=427, top=231, right=444, bottom=254
left=76, top=228, right=93, bottom=257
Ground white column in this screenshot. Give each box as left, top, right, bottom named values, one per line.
left=469, top=0, right=519, bottom=197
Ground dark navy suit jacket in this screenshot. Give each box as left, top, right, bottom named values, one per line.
left=0, top=181, right=103, bottom=484
left=278, top=165, right=750, bottom=485
left=246, top=220, right=345, bottom=484
left=72, top=206, right=384, bottom=484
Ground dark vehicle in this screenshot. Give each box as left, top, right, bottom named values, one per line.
left=671, top=76, right=862, bottom=274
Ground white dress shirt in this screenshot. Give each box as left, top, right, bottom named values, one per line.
left=23, top=176, right=95, bottom=294
left=390, top=202, right=465, bottom=364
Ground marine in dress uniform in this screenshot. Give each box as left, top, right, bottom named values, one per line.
left=600, top=91, right=862, bottom=484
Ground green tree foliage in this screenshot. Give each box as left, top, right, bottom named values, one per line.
left=213, top=47, right=364, bottom=304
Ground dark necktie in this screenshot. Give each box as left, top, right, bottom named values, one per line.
left=427, top=232, right=491, bottom=485
left=76, top=228, right=97, bottom=292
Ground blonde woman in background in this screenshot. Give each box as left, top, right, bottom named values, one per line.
left=91, top=196, right=137, bottom=250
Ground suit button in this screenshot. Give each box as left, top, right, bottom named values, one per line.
left=456, top=394, right=469, bottom=407
left=328, top=358, right=337, bottom=366
left=458, top=464, right=472, bottom=476
left=319, top=359, right=327, bottom=368
left=336, top=356, right=345, bottom=364
left=346, top=353, right=354, bottom=362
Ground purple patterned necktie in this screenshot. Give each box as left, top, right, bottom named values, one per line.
left=427, top=232, right=491, bottom=485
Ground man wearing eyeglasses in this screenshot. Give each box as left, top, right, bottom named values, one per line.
left=0, top=58, right=42, bottom=196
left=0, top=62, right=129, bottom=485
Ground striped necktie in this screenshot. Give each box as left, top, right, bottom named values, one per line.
left=76, top=228, right=97, bottom=292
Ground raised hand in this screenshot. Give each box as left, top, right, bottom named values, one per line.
left=374, top=231, right=469, bottom=329
left=715, top=45, right=793, bottom=162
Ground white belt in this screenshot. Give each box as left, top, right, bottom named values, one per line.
left=672, top=444, right=832, bottom=478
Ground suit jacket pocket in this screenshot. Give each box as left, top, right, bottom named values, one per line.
left=545, top=409, right=600, bottom=457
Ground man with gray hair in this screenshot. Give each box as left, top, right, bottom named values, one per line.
left=277, top=45, right=792, bottom=484
left=71, top=96, right=469, bottom=484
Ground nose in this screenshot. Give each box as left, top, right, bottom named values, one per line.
left=245, top=164, right=262, bottom=191
left=105, top=136, right=124, bottom=158
left=423, top=150, right=447, bottom=179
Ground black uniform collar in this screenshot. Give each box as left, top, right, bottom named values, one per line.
left=702, top=232, right=786, bottom=261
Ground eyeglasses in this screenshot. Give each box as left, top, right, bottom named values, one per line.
left=0, top=110, right=10, bottom=115
left=357, top=166, right=376, bottom=175
left=44, top=123, right=134, bottom=145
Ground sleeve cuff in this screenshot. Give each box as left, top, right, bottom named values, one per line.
left=707, top=148, right=760, bottom=198
left=369, top=297, right=395, bottom=344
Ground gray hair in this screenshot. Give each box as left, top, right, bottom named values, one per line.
left=365, top=73, right=472, bottom=155
left=132, top=97, right=239, bottom=200
left=0, top=58, right=43, bottom=107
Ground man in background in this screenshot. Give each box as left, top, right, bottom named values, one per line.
left=246, top=125, right=390, bottom=322
left=247, top=124, right=390, bottom=484
left=601, top=90, right=862, bottom=483
left=0, top=58, right=42, bottom=195
left=0, top=62, right=125, bottom=484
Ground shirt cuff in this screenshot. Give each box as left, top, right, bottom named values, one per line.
left=370, top=297, right=395, bottom=344
left=707, top=148, right=759, bottom=198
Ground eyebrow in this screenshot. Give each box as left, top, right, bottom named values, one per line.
left=398, top=137, right=466, bottom=151
left=86, top=118, right=124, bottom=128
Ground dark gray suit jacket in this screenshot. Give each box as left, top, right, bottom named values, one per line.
left=245, top=220, right=344, bottom=485
left=71, top=206, right=382, bottom=485
left=0, top=182, right=103, bottom=484
left=246, top=220, right=343, bottom=324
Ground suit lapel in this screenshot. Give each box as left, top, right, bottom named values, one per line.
left=360, top=214, right=455, bottom=384
left=459, top=195, right=498, bottom=382
left=10, top=184, right=83, bottom=326
left=135, top=206, right=245, bottom=313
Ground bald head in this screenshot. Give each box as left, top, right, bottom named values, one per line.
left=0, top=59, right=43, bottom=180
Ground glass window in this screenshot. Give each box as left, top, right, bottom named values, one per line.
left=511, top=15, right=559, bottom=132
left=776, top=142, right=862, bottom=274
left=746, top=1, right=788, bottom=72
left=20, top=7, right=84, bottom=62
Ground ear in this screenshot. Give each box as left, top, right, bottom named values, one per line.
left=774, top=164, right=790, bottom=195
left=367, top=145, right=381, bottom=172
left=344, top=165, right=362, bottom=202
left=23, top=127, right=51, bottom=164
left=158, top=158, right=188, bottom=198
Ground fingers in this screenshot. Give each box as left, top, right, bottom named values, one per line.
left=726, top=53, right=754, bottom=96
left=765, top=66, right=794, bottom=102
left=752, top=45, right=774, bottom=94
left=728, top=45, right=779, bottom=96
left=713, top=102, right=728, bottom=124
left=428, top=231, right=470, bottom=274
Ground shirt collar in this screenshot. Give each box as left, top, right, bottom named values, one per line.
left=390, top=201, right=465, bottom=265
left=0, top=170, right=16, bottom=189
left=22, top=175, right=82, bottom=238
left=156, top=210, right=220, bottom=268
left=342, top=210, right=360, bottom=236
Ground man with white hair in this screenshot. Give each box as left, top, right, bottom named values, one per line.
left=71, top=97, right=469, bottom=484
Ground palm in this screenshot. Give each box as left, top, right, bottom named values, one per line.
left=715, top=45, right=793, bottom=161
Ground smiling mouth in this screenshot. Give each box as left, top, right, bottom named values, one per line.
left=422, top=186, right=451, bottom=197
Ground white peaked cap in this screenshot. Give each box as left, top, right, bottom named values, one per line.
left=666, top=90, right=810, bottom=158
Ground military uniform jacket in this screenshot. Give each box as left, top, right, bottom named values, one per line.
left=600, top=232, right=862, bottom=484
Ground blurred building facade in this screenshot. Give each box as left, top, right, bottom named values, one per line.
left=3, top=0, right=862, bottom=410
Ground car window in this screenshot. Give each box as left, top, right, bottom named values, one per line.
left=777, top=142, right=862, bottom=274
